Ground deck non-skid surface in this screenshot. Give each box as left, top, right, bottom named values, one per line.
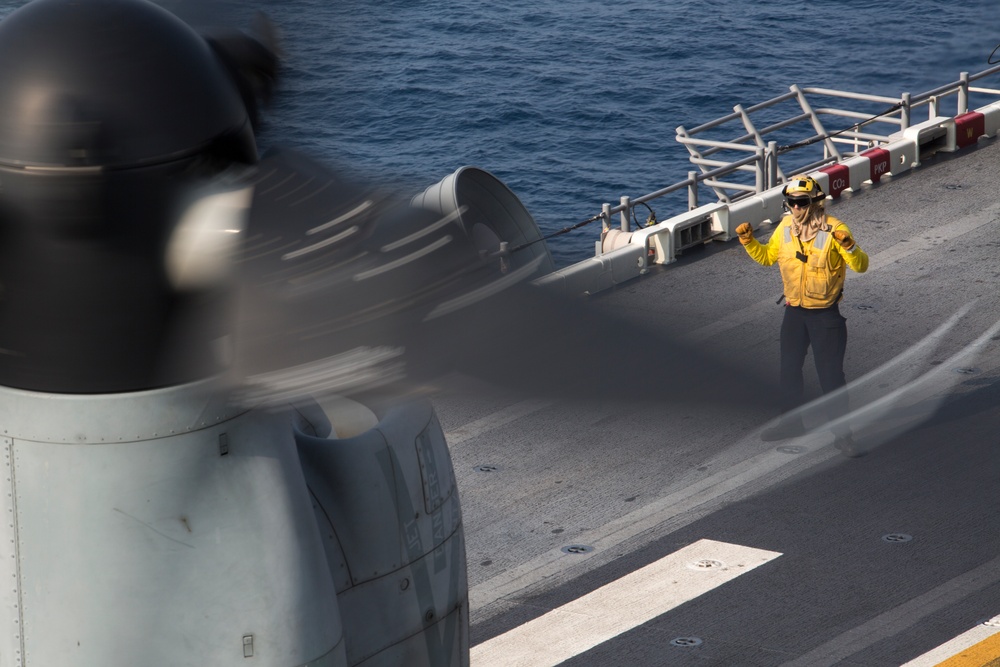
left=434, top=138, right=1000, bottom=666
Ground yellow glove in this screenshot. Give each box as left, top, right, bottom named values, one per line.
left=735, top=222, right=754, bottom=245
left=833, top=229, right=855, bottom=251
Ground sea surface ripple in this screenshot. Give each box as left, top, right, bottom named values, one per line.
left=3, top=0, right=1000, bottom=266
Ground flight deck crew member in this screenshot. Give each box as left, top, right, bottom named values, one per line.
left=735, top=174, right=869, bottom=456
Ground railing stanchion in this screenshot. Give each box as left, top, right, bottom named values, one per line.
left=581, top=69, right=1000, bottom=259
left=768, top=141, right=778, bottom=189
left=755, top=147, right=765, bottom=193
left=959, top=72, right=969, bottom=114
left=596, top=203, right=611, bottom=256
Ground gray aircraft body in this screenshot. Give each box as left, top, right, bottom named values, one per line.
left=0, top=0, right=475, bottom=663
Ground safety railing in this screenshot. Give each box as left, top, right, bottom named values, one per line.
left=596, top=63, right=1000, bottom=245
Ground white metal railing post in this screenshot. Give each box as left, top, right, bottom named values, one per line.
left=768, top=141, right=778, bottom=190
left=587, top=65, right=1000, bottom=265
left=791, top=84, right=841, bottom=162
left=596, top=203, right=611, bottom=256
left=736, top=103, right=766, bottom=149
left=679, top=124, right=722, bottom=202
left=755, top=146, right=765, bottom=193
left=676, top=126, right=706, bottom=167
left=959, top=71, right=969, bottom=114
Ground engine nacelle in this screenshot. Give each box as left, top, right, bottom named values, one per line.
left=0, top=381, right=468, bottom=666
left=295, top=398, right=469, bottom=666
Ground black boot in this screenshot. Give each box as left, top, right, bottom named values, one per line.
left=833, top=433, right=864, bottom=458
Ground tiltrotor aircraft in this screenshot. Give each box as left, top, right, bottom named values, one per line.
left=0, top=0, right=777, bottom=665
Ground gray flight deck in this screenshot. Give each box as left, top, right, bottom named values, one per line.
left=433, top=135, right=1000, bottom=665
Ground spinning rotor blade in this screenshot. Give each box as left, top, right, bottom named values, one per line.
left=233, top=147, right=498, bottom=402
left=233, top=148, right=779, bottom=407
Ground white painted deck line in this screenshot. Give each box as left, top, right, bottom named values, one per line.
left=470, top=539, right=781, bottom=667
left=780, top=557, right=1000, bottom=666
left=899, top=615, right=1000, bottom=666
left=444, top=399, right=554, bottom=446
left=468, top=298, right=998, bottom=619
left=469, top=431, right=831, bottom=612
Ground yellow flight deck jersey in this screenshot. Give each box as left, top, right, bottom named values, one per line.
left=742, top=214, right=869, bottom=308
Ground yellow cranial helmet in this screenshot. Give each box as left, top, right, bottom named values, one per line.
left=782, top=174, right=825, bottom=202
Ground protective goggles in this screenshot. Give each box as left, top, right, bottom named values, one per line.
left=785, top=197, right=812, bottom=208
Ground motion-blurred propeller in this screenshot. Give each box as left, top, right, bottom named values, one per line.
left=228, top=148, right=780, bottom=408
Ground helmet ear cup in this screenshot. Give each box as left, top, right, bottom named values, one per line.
left=810, top=178, right=826, bottom=201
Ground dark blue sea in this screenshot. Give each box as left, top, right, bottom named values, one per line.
left=3, top=0, right=1000, bottom=266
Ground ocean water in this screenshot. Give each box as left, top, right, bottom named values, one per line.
left=3, top=0, right=1000, bottom=265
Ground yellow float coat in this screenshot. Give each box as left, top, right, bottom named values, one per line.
left=742, top=214, right=869, bottom=308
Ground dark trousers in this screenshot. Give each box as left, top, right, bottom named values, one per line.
left=779, top=304, right=849, bottom=424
